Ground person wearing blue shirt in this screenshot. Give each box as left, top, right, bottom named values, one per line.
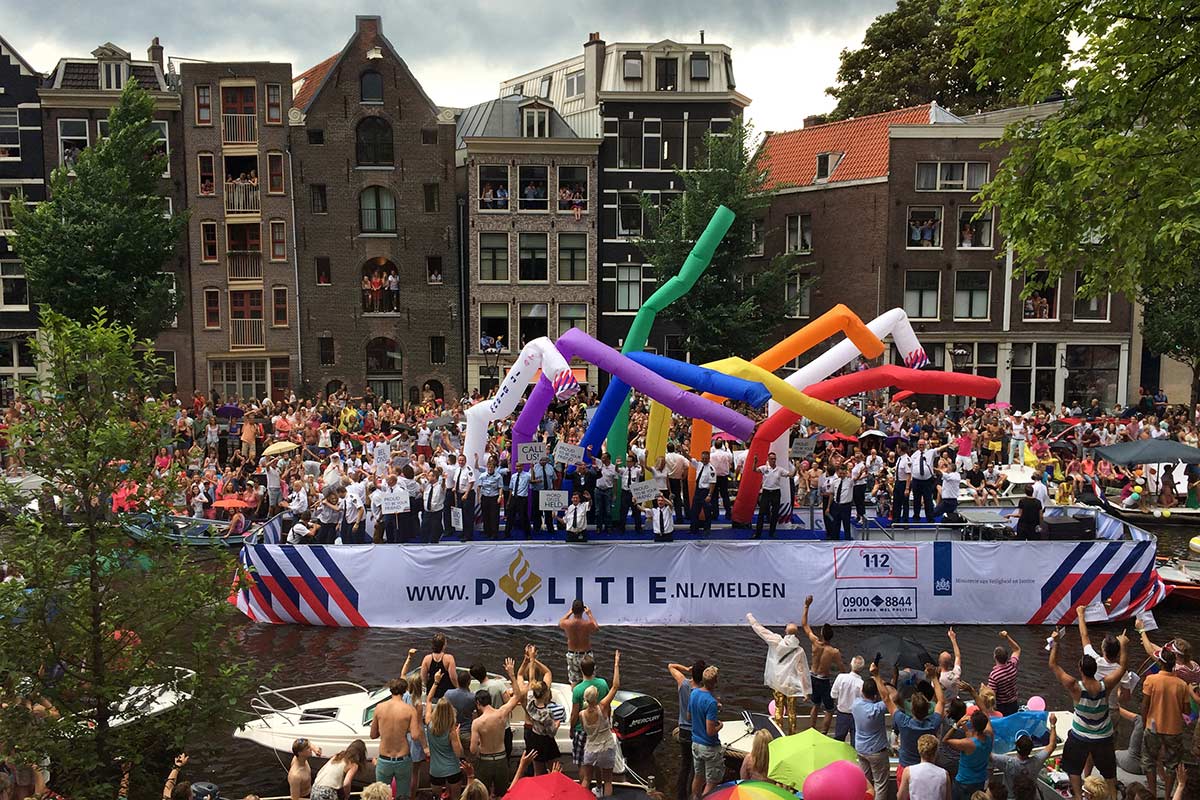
left=688, top=666, right=723, bottom=800
left=852, top=662, right=892, bottom=800
left=475, top=456, right=504, bottom=540
left=942, top=709, right=994, bottom=800
left=890, top=666, right=946, bottom=786
left=506, top=467, right=531, bottom=539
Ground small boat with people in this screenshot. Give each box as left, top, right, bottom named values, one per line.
left=124, top=512, right=248, bottom=547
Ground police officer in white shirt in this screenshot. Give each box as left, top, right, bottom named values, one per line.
left=932, top=465, right=962, bottom=520
left=341, top=482, right=365, bottom=544
left=828, top=463, right=855, bottom=540
left=907, top=438, right=938, bottom=523
left=709, top=440, right=735, bottom=522
left=664, top=444, right=690, bottom=522
left=689, top=451, right=717, bottom=534
left=446, top=454, right=475, bottom=542
left=529, top=456, right=559, bottom=536
left=649, top=493, right=675, bottom=543
left=506, top=466, right=532, bottom=539
left=617, top=457, right=645, bottom=535
left=421, top=468, right=446, bottom=543
left=593, top=453, right=619, bottom=534
left=850, top=454, right=870, bottom=524
left=754, top=452, right=795, bottom=539
left=561, top=491, right=590, bottom=543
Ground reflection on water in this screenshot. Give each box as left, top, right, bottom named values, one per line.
left=195, top=526, right=1199, bottom=796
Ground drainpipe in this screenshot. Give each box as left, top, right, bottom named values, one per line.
left=286, top=147, right=303, bottom=385
left=457, top=195, right=469, bottom=395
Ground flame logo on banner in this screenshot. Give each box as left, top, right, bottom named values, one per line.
left=499, top=549, right=543, bottom=604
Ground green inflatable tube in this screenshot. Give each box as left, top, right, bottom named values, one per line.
left=601, top=204, right=735, bottom=463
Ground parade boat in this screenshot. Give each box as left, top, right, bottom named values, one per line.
left=235, top=671, right=664, bottom=769
left=1156, top=557, right=1200, bottom=602
left=125, top=513, right=246, bottom=547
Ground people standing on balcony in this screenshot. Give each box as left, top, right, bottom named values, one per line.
left=387, top=269, right=400, bottom=313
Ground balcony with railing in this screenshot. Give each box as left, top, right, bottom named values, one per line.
left=222, top=113, right=257, bottom=145
left=227, top=251, right=262, bottom=282
left=224, top=181, right=260, bottom=214
left=230, top=318, right=265, bottom=349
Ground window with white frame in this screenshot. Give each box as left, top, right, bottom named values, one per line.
left=623, top=54, right=643, bottom=80
left=786, top=214, right=812, bottom=253
left=915, top=161, right=989, bottom=191
left=517, top=166, right=548, bottom=211
left=0, top=336, right=36, bottom=407
left=557, top=233, right=587, bottom=282
left=522, top=108, right=549, bottom=138
left=198, top=153, right=215, bottom=195
left=616, top=265, right=642, bottom=311
left=479, top=233, right=509, bottom=282
left=558, top=303, right=587, bottom=337
left=479, top=303, right=509, bottom=350
left=518, top=233, right=548, bottom=281
left=618, top=192, right=643, bottom=237
left=519, top=303, right=548, bottom=345
left=1073, top=270, right=1109, bottom=321
left=1022, top=271, right=1059, bottom=321
left=617, top=121, right=642, bottom=169
left=538, top=75, right=551, bottom=99
left=0, top=110, right=19, bottom=159
left=815, top=152, right=841, bottom=181
left=0, top=262, right=29, bottom=310
left=750, top=219, right=765, bottom=256
left=785, top=274, right=811, bottom=318
left=160, top=271, right=178, bottom=327
left=690, top=53, right=710, bottom=81
left=953, top=271, right=990, bottom=320
left=904, top=270, right=940, bottom=319
left=0, top=186, right=27, bottom=233
left=58, top=119, right=89, bottom=168
left=557, top=166, right=587, bottom=212
left=565, top=70, right=585, bottom=97
left=100, top=61, right=125, bottom=91
left=906, top=207, right=943, bottom=248
left=478, top=165, right=510, bottom=210
left=957, top=207, right=993, bottom=249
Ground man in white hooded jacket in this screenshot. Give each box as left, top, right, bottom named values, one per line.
left=746, top=612, right=812, bottom=734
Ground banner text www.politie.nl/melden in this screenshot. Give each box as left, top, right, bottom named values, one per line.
left=405, top=578, right=787, bottom=605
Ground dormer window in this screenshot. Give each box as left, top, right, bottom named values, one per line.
left=538, top=75, right=551, bottom=99
left=100, top=61, right=126, bottom=91
left=690, top=54, right=710, bottom=81
left=522, top=108, right=549, bottom=138
left=623, top=54, right=643, bottom=81
left=815, top=152, right=843, bottom=181
left=655, top=58, right=679, bottom=91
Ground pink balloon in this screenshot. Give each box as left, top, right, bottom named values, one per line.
left=768, top=700, right=777, bottom=717
left=803, top=760, right=869, bottom=800
left=1026, top=695, right=1046, bottom=711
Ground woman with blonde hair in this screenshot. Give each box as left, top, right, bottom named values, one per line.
left=458, top=779, right=489, bottom=800
left=360, top=783, right=392, bottom=800
left=425, top=690, right=465, bottom=800
left=740, top=728, right=771, bottom=781
left=580, top=651, right=622, bottom=797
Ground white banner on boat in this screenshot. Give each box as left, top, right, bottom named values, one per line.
left=234, top=537, right=1166, bottom=628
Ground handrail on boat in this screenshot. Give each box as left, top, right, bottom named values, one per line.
left=243, top=681, right=374, bottom=735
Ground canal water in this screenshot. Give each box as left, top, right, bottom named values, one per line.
left=188, top=527, right=1199, bottom=797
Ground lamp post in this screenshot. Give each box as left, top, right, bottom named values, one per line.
left=479, top=335, right=504, bottom=395
left=949, top=345, right=971, bottom=421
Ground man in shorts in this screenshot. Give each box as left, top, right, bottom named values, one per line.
left=1140, top=649, right=1191, bottom=800
left=689, top=666, right=724, bottom=799
left=803, top=594, right=844, bottom=734
left=570, top=655, right=609, bottom=770
left=559, top=598, right=599, bottom=685
left=369, top=678, right=424, bottom=799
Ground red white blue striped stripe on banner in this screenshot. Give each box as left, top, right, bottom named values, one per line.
left=1027, top=539, right=1167, bottom=625
left=236, top=545, right=368, bottom=627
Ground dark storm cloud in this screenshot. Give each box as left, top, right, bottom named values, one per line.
left=5, top=0, right=892, bottom=78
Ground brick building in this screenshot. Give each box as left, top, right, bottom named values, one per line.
left=38, top=39, right=194, bottom=394
left=0, top=35, right=43, bottom=403
left=501, top=33, right=749, bottom=367
left=456, top=94, right=601, bottom=393
left=290, top=15, right=461, bottom=404
left=179, top=61, right=298, bottom=403
left=757, top=102, right=1136, bottom=411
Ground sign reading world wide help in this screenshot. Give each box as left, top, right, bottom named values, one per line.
left=538, top=490, right=569, bottom=512
left=517, top=442, right=548, bottom=465
left=553, top=442, right=585, bottom=465
left=628, top=480, right=659, bottom=504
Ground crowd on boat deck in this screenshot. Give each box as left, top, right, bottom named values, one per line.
left=5, top=379, right=1199, bottom=542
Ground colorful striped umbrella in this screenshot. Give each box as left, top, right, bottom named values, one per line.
left=704, top=781, right=797, bottom=799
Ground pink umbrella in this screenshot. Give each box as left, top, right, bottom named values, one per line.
left=986, top=401, right=1012, bottom=409
left=713, top=432, right=741, bottom=442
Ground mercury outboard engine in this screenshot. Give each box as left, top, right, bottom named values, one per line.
left=612, top=693, right=664, bottom=756
left=191, top=782, right=221, bottom=800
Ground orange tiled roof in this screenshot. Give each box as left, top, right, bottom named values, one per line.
left=292, top=53, right=339, bottom=112
left=759, top=105, right=933, bottom=191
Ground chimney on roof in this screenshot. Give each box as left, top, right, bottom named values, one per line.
left=700, top=30, right=705, bottom=44
left=584, top=32, right=606, bottom=109
left=803, top=114, right=829, bottom=128
left=147, top=37, right=163, bottom=70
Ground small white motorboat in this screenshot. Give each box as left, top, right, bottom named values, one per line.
left=235, top=672, right=664, bottom=766
left=79, top=666, right=195, bottom=730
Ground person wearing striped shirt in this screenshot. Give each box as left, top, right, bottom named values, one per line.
left=1048, top=627, right=1128, bottom=800
left=986, top=631, right=1022, bottom=716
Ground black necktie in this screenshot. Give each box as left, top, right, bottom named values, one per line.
left=920, top=453, right=927, bottom=477
left=659, top=508, right=666, bottom=532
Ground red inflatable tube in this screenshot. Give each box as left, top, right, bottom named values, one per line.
left=732, top=366, right=1000, bottom=524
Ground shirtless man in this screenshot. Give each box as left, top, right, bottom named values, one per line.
left=559, top=599, right=600, bottom=686
left=471, top=657, right=524, bottom=797
left=370, top=677, right=425, bottom=799
left=803, top=594, right=845, bottom=734
left=288, top=738, right=321, bottom=800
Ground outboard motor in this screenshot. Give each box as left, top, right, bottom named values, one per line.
left=612, top=693, right=664, bottom=756
left=191, top=782, right=221, bottom=800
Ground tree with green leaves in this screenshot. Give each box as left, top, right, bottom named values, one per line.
left=636, top=119, right=801, bottom=364
left=1140, top=277, right=1200, bottom=406
left=0, top=310, right=254, bottom=800
left=11, top=80, right=185, bottom=338
left=955, top=0, right=1200, bottom=299
left=826, top=0, right=1021, bottom=119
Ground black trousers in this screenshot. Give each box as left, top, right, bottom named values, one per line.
left=829, top=502, right=853, bottom=540
left=893, top=481, right=910, bottom=522
left=339, top=519, right=364, bottom=545
left=714, top=475, right=732, bottom=520
left=421, top=509, right=444, bottom=543
left=911, top=478, right=935, bottom=522
left=317, top=521, right=338, bottom=545
left=689, top=486, right=715, bottom=532
left=669, top=478, right=689, bottom=520
left=677, top=728, right=694, bottom=800
left=451, top=490, right=475, bottom=540
left=618, top=489, right=643, bottom=532
left=853, top=483, right=868, bottom=520
left=531, top=490, right=556, bottom=534
left=481, top=494, right=500, bottom=539
left=505, top=494, right=529, bottom=537
left=756, top=489, right=781, bottom=537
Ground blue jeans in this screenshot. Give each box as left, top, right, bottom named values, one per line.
left=594, top=487, right=612, bottom=531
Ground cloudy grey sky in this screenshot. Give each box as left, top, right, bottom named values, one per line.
left=5, top=0, right=896, bottom=131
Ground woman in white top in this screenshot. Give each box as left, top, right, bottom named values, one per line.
left=651, top=457, right=670, bottom=494
left=311, top=739, right=368, bottom=800
left=580, top=651, right=621, bottom=797
left=898, top=734, right=950, bottom=800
